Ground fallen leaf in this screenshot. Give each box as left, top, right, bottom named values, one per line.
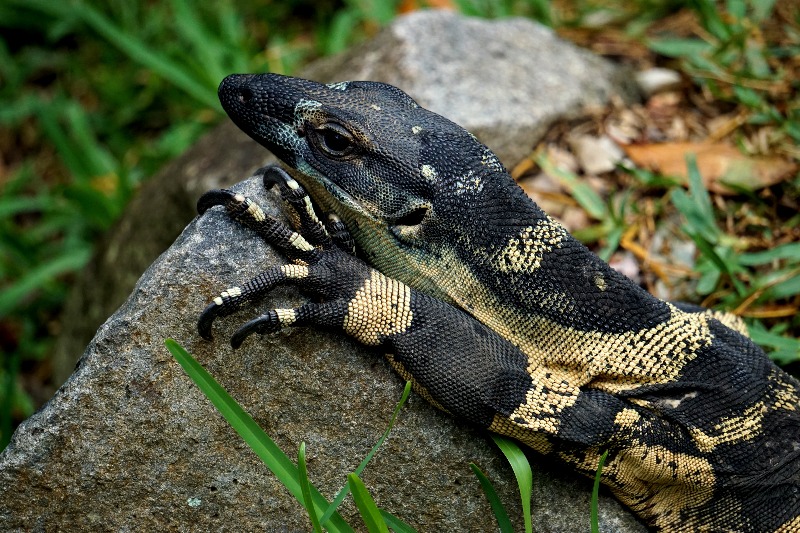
left=624, top=142, right=797, bottom=194
left=398, top=0, right=455, bottom=13
left=511, top=157, right=535, bottom=180
left=568, top=134, right=624, bottom=175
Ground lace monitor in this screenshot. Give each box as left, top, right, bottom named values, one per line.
left=197, top=73, right=800, bottom=531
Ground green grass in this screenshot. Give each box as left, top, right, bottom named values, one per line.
left=647, top=0, right=799, bottom=149
left=167, top=338, right=416, bottom=531
left=591, top=450, right=609, bottom=533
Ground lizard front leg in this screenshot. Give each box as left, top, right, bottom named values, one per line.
left=197, top=169, right=538, bottom=428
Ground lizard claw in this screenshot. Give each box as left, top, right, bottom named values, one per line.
left=197, top=189, right=237, bottom=215
left=230, top=311, right=282, bottom=349
left=198, top=302, right=221, bottom=340
left=260, top=165, right=293, bottom=190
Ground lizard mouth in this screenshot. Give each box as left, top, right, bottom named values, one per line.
left=291, top=169, right=383, bottom=225
left=294, top=169, right=429, bottom=243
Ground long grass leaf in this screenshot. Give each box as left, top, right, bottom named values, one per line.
left=164, top=339, right=353, bottom=533
left=684, top=154, right=720, bottom=243
left=0, top=196, right=56, bottom=218
left=74, top=4, right=218, bottom=108
left=0, top=247, right=92, bottom=317
left=348, top=473, right=390, bottom=533
left=646, top=38, right=712, bottom=58
left=35, top=100, right=93, bottom=182
left=170, top=0, right=227, bottom=85
left=379, top=510, right=417, bottom=533
left=739, top=242, right=800, bottom=266
left=298, top=442, right=323, bottom=533
left=64, top=103, right=116, bottom=178
left=591, top=450, right=609, bottom=533
left=537, top=152, right=607, bottom=220
left=748, top=323, right=800, bottom=364
left=492, top=435, right=532, bottom=533
left=470, top=463, right=513, bottom=533
left=320, top=381, right=412, bottom=524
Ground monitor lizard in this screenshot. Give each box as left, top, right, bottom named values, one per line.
left=197, top=73, right=800, bottom=531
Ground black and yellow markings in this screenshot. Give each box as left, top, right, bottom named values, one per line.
left=274, top=308, right=297, bottom=327
left=420, top=164, right=436, bottom=182
left=778, top=516, right=800, bottom=532
left=688, top=366, right=798, bottom=453
left=280, top=264, right=309, bottom=279
left=285, top=176, right=323, bottom=230
left=495, top=218, right=568, bottom=275
left=238, top=193, right=266, bottom=222
left=210, top=74, right=800, bottom=531
left=213, top=287, right=242, bottom=306
left=603, top=445, right=717, bottom=529
left=343, top=270, right=413, bottom=346
left=286, top=231, right=314, bottom=252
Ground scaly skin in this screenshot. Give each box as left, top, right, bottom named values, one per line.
left=199, top=73, right=800, bottom=531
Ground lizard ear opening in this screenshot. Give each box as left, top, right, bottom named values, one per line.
left=394, top=205, right=428, bottom=227
left=390, top=204, right=430, bottom=244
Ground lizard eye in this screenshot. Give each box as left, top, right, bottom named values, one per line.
left=312, top=124, right=357, bottom=159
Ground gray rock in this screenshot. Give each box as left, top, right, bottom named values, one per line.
left=0, top=175, right=646, bottom=531
left=305, top=10, right=637, bottom=167
left=53, top=11, right=636, bottom=384
left=6, top=10, right=648, bottom=532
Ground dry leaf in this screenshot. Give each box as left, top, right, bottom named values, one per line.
left=511, top=157, right=535, bottom=180
left=624, top=142, right=797, bottom=194
left=568, top=134, right=624, bottom=175
left=398, top=0, right=455, bottom=13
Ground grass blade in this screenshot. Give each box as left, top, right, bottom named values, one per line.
left=298, top=442, right=323, bottom=533
left=170, top=0, right=227, bottom=85
left=320, top=381, right=412, bottom=524
left=379, top=510, right=417, bottom=533
left=0, top=247, right=92, bottom=317
left=685, top=155, right=716, bottom=237
left=492, top=435, right=532, bottom=533
left=537, top=152, right=607, bottom=220
left=164, top=339, right=353, bottom=533
left=738, top=242, right=800, bottom=266
left=348, top=473, right=390, bottom=533
left=591, top=450, right=609, bottom=533
left=74, top=4, right=218, bottom=109
left=470, top=463, right=514, bottom=533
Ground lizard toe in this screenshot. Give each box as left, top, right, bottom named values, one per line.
left=230, top=311, right=282, bottom=349
left=197, top=189, right=237, bottom=215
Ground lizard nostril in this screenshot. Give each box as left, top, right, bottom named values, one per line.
left=238, top=87, right=253, bottom=104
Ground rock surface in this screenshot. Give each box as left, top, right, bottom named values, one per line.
left=5, top=10, right=647, bottom=532
left=53, top=10, right=636, bottom=384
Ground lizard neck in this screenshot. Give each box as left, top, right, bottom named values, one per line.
left=433, top=173, right=673, bottom=339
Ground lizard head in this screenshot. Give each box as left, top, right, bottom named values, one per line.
left=219, top=73, right=523, bottom=297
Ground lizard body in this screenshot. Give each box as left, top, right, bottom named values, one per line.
left=199, top=73, right=800, bottom=531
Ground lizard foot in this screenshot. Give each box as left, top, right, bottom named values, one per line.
left=198, top=167, right=364, bottom=345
